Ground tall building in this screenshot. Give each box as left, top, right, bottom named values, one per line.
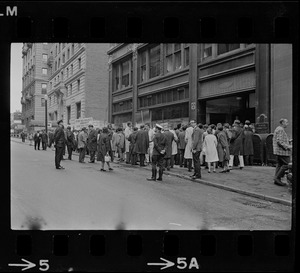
left=47, top=43, right=109, bottom=128
left=107, top=43, right=293, bottom=137
left=21, top=43, right=50, bottom=132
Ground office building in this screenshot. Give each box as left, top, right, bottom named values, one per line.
left=107, top=43, right=292, bottom=136
left=47, top=43, right=109, bottom=128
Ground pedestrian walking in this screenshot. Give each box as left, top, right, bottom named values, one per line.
left=228, top=120, right=245, bottom=170
left=243, top=124, right=254, bottom=166
left=135, top=124, right=149, bottom=167
left=272, top=118, right=292, bottom=186
left=78, top=127, right=88, bottom=163
left=87, top=124, right=98, bottom=163
left=184, top=123, right=193, bottom=172
left=41, top=130, right=48, bottom=150
left=203, top=128, right=219, bottom=173
left=128, top=127, right=138, bottom=165
left=216, top=125, right=230, bottom=173
left=177, top=125, right=187, bottom=167
left=53, top=119, right=66, bottom=169
left=66, top=126, right=75, bottom=160
left=116, top=128, right=125, bottom=162
left=124, top=122, right=133, bottom=164
left=163, top=125, right=174, bottom=171
left=147, top=124, right=167, bottom=181
left=97, top=127, right=113, bottom=171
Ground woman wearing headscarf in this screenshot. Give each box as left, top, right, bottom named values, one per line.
left=97, top=127, right=113, bottom=171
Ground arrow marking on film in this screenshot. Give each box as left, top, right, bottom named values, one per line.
left=147, top=257, right=175, bottom=270
left=8, top=258, right=36, bottom=271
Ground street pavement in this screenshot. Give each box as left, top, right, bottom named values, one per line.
left=10, top=137, right=292, bottom=230
left=11, top=137, right=292, bottom=206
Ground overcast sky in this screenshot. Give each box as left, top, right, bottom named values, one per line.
left=10, top=43, right=23, bottom=113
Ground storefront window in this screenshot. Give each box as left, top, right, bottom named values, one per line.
left=140, top=51, right=147, bottom=82
left=122, top=60, right=130, bottom=88
left=149, top=45, right=161, bottom=78
left=203, top=43, right=212, bottom=59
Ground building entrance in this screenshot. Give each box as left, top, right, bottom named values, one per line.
left=198, top=92, right=256, bottom=125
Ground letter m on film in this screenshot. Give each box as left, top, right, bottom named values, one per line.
left=7, top=6, right=17, bottom=16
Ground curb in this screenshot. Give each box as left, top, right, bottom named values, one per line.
left=11, top=138, right=291, bottom=206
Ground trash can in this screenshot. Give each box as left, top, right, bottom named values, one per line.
left=265, top=133, right=277, bottom=166
left=252, top=134, right=268, bottom=165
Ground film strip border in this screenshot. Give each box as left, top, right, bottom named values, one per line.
left=1, top=1, right=298, bottom=272
left=1, top=231, right=294, bottom=271
left=0, top=1, right=298, bottom=42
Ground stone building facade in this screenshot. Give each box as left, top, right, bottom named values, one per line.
left=107, top=43, right=292, bottom=137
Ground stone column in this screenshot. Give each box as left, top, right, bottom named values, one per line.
left=255, top=44, right=270, bottom=131
left=188, top=44, right=199, bottom=122
left=132, top=44, right=138, bottom=125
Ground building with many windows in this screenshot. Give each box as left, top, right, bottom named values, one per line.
left=47, top=43, right=109, bottom=127
left=107, top=43, right=292, bottom=137
left=21, top=43, right=51, bottom=132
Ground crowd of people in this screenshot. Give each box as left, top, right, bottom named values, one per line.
left=21, top=117, right=292, bottom=186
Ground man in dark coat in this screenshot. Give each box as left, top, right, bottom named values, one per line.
left=177, top=126, right=186, bottom=167
left=162, top=126, right=174, bottom=171
left=33, top=131, right=41, bottom=150
left=228, top=120, right=245, bottom=170
left=147, top=124, right=167, bottom=181
left=53, top=119, right=66, bottom=169
left=41, top=130, right=48, bottom=150
left=21, top=131, right=25, bottom=142
left=191, top=121, right=204, bottom=179
left=243, top=125, right=254, bottom=165
left=66, top=125, right=75, bottom=160
left=87, top=124, right=98, bottom=163
left=134, top=125, right=149, bottom=167
left=48, top=130, right=54, bottom=148
left=128, top=127, right=138, bottom=165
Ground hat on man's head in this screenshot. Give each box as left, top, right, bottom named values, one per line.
left=155, top=124, right=163, bottom=130
left=57, top=119, right=63, bottom=125
left=88, top=124, right=93, bottom=128
left=245, top=120, right=251, bottom=125
left=67, top=125, right=71, bottom=129
left=82, top=127, right=86, bottom=130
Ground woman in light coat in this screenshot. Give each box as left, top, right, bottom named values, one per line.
left=203, top=128, right=219, bottom=173
left=184, top=124, right=193, bottom=172
left=170, top=128, right=178, bottom=168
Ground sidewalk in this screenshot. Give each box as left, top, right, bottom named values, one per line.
left=11, top=137, right=292, bottom=206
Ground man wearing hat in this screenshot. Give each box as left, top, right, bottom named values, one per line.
left=66, top=125, right=75, bottom=160
left=87, top=124, right=98, bottom=163
left=53, top=119, right=66, bottom=169
left=147, top=124, right=167, bottom=181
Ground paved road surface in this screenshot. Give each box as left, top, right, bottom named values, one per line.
left=11, top=141, right=291, bottom=230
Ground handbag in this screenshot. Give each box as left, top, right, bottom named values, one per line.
left=104, top=153, right=111, bottom=162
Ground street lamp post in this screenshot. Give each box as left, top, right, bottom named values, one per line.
left=44, top=95, right=48, bottom=134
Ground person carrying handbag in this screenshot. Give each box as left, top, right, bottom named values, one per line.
left=97, top=127, right=113, bottom=171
